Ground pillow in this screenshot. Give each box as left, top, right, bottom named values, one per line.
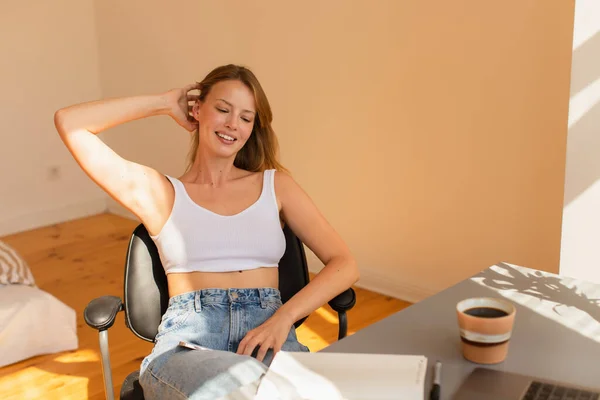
left=0, top=240, right=36, bottom=286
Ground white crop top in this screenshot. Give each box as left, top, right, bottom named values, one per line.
left=149, top=169, right=287, bottom=274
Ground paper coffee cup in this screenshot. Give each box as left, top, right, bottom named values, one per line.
left=456, top=297, right=516, bottom=364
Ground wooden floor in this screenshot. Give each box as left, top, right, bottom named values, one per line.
left=0, top=213, right=411, bottom=400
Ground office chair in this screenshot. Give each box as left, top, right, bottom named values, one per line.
left=84, top=223, right=357, bottom=400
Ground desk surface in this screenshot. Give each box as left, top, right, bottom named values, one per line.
left=323, top=263, right=600, bottom=399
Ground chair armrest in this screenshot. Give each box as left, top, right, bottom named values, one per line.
left=84, top=295, right=123, bottom=331
left=328, top=288, right=356, bottom=313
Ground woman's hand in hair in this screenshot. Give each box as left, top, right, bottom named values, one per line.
left=161, top=83, right=201, bottom=132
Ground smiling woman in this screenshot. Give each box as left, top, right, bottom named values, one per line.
left=53, top=64, right=359, bottom=399
left=183, top=65, right=287, bottom=177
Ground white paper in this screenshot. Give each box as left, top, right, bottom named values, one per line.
left=255, top=351, right=428, bottom=400
left=179, top=341, right=211, bottom=351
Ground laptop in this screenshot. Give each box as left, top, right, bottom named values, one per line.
left=453, top=368, right=600, bottom=400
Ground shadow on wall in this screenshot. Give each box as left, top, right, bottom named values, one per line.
left=563, top=31, right=600, bottom=206
left=569, top=30, right=600, bottom=96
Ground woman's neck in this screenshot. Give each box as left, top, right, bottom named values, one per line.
left=184, top=153, right=243, bottom=187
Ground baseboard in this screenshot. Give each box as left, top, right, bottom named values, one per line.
left=0, top=198, right=108, bottom=237
left=105, top=198, right=138, bottom=221
left=308, top=263, right=435, bottom=304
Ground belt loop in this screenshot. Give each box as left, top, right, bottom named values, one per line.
left=195, top=291, right=202, bottom=312
left=259, top=288, right=266, bottom=309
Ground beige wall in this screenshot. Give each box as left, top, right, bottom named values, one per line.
left=0, top=0, right=106, bottom=237
left=91, top=0, right=575, bottom=301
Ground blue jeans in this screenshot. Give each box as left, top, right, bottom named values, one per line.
left=139, top=288, right=310, bottom=399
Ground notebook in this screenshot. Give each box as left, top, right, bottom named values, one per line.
left=255, top=351, right=428, bottom=400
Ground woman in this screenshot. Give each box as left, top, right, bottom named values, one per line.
left=54, top=64, right=359, bottom=399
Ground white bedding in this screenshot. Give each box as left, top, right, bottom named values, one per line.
left=0, top=284, right=78, bottom=368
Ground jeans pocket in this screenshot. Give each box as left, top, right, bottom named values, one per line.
left=292, top=327, right=310, bottom=352
left=283, top=326, right=310, bottom=353
left=264, top=298, right=283, bottom=313
left=156, top=307, right=192, bottom=338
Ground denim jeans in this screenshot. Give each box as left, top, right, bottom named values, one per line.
left=139, top=288, right=310, bottom=399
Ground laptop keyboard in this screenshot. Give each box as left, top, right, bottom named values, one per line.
left=522, top=381, right=600, bottom=400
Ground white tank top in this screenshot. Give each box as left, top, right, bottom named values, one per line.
left=149, top=169, right=286, bottom=274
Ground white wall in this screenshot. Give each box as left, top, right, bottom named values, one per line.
left=559, top=0, right=600, bottom=283
left=0, top=1, right=107, bottom=237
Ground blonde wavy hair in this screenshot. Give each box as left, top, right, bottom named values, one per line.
left=185, top=64, right=288, bottom=174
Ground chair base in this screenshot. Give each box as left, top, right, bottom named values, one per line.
left=120, top=370, right=144, bottom=400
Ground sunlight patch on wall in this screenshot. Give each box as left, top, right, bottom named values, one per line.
left=568, top=78, right=600, bottom=127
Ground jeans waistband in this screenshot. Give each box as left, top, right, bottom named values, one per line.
left=167, top=287, right=281, bottom=310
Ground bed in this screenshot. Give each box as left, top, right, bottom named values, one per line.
left=0, top=240, right=78, bottom=368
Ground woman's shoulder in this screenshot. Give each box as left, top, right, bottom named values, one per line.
left=273, top=169, right=303, bottom=199
left=272, top=167, right=292, bottom=181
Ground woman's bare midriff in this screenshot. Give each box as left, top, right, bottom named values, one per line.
left=166, top=266, right=280, bottom=297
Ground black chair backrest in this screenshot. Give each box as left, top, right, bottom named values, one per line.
left=123, top=223, right=310, bottom=342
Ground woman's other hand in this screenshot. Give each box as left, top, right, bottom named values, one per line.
left=236, top=311, right=295, bottom=363
left=162, top=83, right=201, bottom=132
